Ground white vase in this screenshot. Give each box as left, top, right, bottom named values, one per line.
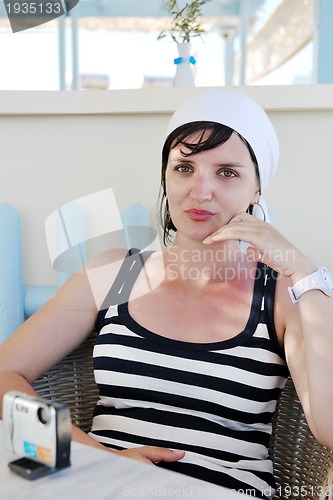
left=173, top=42, right=195, bottom=87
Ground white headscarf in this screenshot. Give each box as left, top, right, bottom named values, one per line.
left=166, top=88, right=280, bottom=222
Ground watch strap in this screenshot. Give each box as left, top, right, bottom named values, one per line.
left=288, top=268, right=332, bottom=303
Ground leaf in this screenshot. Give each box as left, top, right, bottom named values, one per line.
left=159, top=0, right=211, bottom=43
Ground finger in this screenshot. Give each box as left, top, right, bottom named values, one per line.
left=141, top=447, right=185, bottom=463
left=203, top=213, right=261, bottom=245
left=203, top=223, right=256, bottom=245
left=117, top=447, right=185, bottom=466
left=227, top=211, right=253, bottom=224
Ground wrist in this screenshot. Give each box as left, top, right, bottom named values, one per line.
left=288, top=267, right=333, bottom=303
left=289, top=257, right=317, bottom=284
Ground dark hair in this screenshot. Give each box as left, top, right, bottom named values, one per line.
left=158, top=121, right=260, bottom=245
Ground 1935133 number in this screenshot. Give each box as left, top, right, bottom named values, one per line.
left=6, top=2, right=62, bottom=15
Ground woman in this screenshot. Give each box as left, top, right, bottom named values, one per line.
left=1, top=89, right=333, bottom=499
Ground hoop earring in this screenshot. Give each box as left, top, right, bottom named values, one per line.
left=254, top=201, right=266, bottom=222
left=165, top=198, right=175, bottom=231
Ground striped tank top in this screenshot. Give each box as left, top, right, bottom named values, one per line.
left=89, top=249, right=289, bottom=499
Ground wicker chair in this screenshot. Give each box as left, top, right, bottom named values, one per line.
left=269, top=378, right=333, bottom=500
left=32, top=333, right=99, bottom=433
left=33, top=333, right=333, bottom=499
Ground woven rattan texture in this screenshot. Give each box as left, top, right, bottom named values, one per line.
left=269, top=377, right=333, bottom=499
left=32, top=332, right=99, bottom=433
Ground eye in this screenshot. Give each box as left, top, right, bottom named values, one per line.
left=175, top=164, right=193, bottom=173
left=217, top=169, right=237, bottom=178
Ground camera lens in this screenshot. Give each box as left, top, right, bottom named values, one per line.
left=37, top=406, right=50, bottom=425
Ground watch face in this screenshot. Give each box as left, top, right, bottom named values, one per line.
left=322, top=268, right=333, bottom=292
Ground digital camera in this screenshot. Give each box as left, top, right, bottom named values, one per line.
left=3, top=391, right=71, bottom=471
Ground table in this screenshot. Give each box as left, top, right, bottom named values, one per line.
left=0, top=421, right=248, bottom=500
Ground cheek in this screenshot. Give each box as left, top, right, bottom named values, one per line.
left=165, top=173, right=184, bottom=201
left=166, top=187, right=182, bottom=210
left=217, top=182, right=258, bottom=211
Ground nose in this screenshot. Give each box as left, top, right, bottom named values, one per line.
left=189, top=173, right=213, bottom=202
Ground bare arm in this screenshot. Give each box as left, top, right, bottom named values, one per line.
left=205, top=212, right=333, bottom=450
left=282, top=279, right=333, bottom=450
left=0, top=248, right=185, bottom=464
left=0, top=248, right=130, bottom=416
left=0, top=275, right=96, bottom=416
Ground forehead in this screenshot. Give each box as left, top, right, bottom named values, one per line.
left=170, top=131, right=253, bottom=160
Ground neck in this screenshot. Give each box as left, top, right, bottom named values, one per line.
left=165, top=237, right=251, bottom=284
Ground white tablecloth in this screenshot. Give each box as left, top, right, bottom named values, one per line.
left=0, top=421, right=248, bottom=499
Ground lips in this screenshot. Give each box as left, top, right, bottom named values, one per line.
left=185, top=208, right=216, bottom=222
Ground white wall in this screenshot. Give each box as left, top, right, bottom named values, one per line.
left=0, top=86, right=332, bottom=286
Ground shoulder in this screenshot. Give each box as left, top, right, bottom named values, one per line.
left=83, top=247, right=130, bottom=311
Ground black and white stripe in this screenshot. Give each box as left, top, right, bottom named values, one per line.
left=89, top=250, right=289, bottom=499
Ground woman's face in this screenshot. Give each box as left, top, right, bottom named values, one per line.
left=165, top=131, right=260, bottom=244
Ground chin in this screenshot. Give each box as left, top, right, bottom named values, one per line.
left=178, top=228, right=212, bottom=244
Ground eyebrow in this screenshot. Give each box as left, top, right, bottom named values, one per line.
left=217, top=162, right=246, bottom=168
left=169, top=155, right=246, bottom=169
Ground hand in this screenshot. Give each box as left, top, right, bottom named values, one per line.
left=203, top=212, right=315, bottom=280
left=115, top=446, right=185, bottom=465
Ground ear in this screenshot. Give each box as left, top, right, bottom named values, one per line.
left=250, top=189, right=260, bottom=206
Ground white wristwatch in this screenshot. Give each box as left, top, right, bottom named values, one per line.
left=288, top=267, right=333, bottom=303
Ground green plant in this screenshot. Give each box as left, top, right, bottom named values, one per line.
left=158, top=0, right=210, bottom=43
